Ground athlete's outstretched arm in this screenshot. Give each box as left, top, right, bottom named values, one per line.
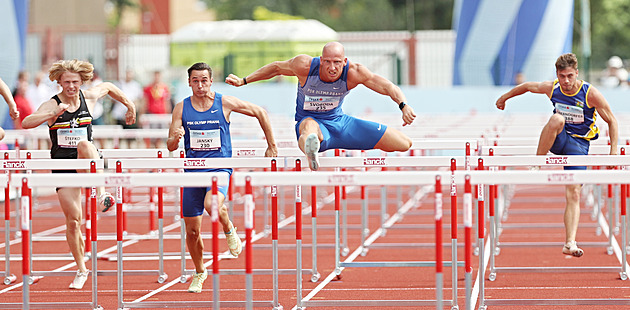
left=22, top=99, right=66, bottom=129
left=588, top=86, right=618, bottom=156
left=496, top=81, right=553, bottom=110
left=166, top=102, right=185, bottom=152
left=225, top=54, right=311, bottom=87
left=351, top=63, right=416, bottom=126
left=222, top=95, right=277, bottom=157
left=0, top=78, right=19, bottom=120
left=85, top=82, right=136, bottom=125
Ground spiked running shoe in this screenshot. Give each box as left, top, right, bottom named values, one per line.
left=562, top=240, right=584, bottom=257
left=304, top=133, right=320, bottom=171
left=98, top=192, right=115, bottom=212
left=69, top=270, right=89, bottom=289
left=188, top=269, right=208, bottom=293
left=225, top=225, right=243, bottom=257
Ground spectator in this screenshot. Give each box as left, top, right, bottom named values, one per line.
left=27, top=71, right=56, bottom=111
left=11, top=79, right=33, bottom=129
left=143, top=70, right=171, bottom=117
left=600, top=56, right=628, bottom=88
left=113, top=69, right=142, bottom=128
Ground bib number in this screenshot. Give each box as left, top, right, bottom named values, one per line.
left=555, top=103, right=584, bottom=124
left=304, top=95, right=340, bottom=111
left=57, top=128, right=88, bottom=148
left=190, top=129, right=221, bottom=150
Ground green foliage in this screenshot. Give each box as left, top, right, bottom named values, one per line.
left=202, top=0, right=453, bottom=31
left=253, top=6, right=303, bottom=20
left=589, top=0, right=630, bottom=68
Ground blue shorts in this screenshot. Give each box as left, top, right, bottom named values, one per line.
left=182, top=171, right=230, bottom=217
left=295, top=114, right=386, bottom=152
left=549, top=128, right=590, bottom=171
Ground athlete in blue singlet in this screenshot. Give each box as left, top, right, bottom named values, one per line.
left=21, top=59, right=136, bottom=290
left=167, top=62, right=277, bottom=293
left=226, top=41, right=417, bottom=170
left=496, top=53, right=618, bottom=258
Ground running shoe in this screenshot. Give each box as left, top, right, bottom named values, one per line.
left=304, top=133, right=320, bottom=171
left=225, top=224, right=242, bottom=257
left=69, top=270, right=89, bottom=289
left=187, top=269, right=208, bottom=293
left=562, top=240, right=584, bottom=257
left=98, top=192, right=115, bottom=212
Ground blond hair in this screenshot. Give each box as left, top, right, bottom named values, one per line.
left=48, top=59, right=94, bottom=83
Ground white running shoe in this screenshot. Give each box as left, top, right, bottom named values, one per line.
left=562, top=240, right=584, bottom=257
left=69, top=270, right=89, bottom=289
left=98, top=192, right=115, bottom=212
left=225, top=225, right=242, bottom=257
left=304, top=133, right=320, bottom=171
left=187, top=269, right=208, bottom=293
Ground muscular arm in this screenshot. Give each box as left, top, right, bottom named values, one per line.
left=166, top=102, right=184, bottom=152
left=588, top=87, right=618, bottom=156
left=350, top=63, right=416, bottom=126
left=223, top=95, right=278, bottom=157
left=225, top=54, right=312, bottom=87
left=85, top=82, right=137, bottom=125
left=496, top=81, right=553, bottom=110
left=21, top=99, right=66, bottom=129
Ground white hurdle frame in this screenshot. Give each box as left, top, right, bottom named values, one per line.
left=234, top=170, right=469, bottom=309
left=0, top=158, right=104, bottom=290
left=5, top=172, right=274, bottom=309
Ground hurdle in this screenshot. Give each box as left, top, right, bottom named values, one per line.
left=466, top=169, right=630, bottom=308
left=0, top=158, right=104, bottom=287
left=105, top=156, right=315, bottom=309
left=478, top=152, right=630, bottom=282
left=233, top=170, right=476, bottom=309
left=5, top=171, right=273, bottom=309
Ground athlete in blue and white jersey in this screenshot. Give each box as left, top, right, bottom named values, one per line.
left=496, top=53, right=618, bottom=258
left=226, top=41, right=416, bottom=170
left=167, top=62, right=277, bottom=293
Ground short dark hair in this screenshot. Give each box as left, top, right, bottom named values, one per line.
left=555, top=53, right=578, bottom=71
left=187, top=62, right=213, bottom=78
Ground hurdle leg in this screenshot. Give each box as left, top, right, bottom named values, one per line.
left=341, top=185, right=349, bottom=256
left=311, top=186, right=320, bottom=282
left=380, top=186, right=387, bottom=236
left=157, top=185, right=167, bottom=283
left=3, top=172, right=16, bottom=285
left=608, top=184, right=614, bottom=255
left=360, top=184, right=369, bottom=256
left=334, top=185, right=342, bottom=275
left=621, top=183, right=628, bottom=280
left=21, top=179, right=30, bottom=309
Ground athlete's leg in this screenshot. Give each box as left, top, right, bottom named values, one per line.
left=77, top=141, right=113, bottom=210
left=564, top=184, right=581, bottom=243
left=373, top=127, right=412, bottom=152
left=184, top=215, right=205, bottom=273
left=298, top=117, right=324, bottom=170
left=57, top=187, right=87, bottom=273
left=537, top=114, right=565, bottom=155
left=297, top=117, right=323, bottom=153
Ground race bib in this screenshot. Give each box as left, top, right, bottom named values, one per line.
left=304, top=95, right=340, bottom=111
left=555, top=103, right=584, bottom=124
left=57, top=128, right=88, bottom=148
left=190, top=129, right=220, bottom=150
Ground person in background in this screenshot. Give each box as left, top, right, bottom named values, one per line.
left=11, top=77, right=33, bottom=129
left=113, top=69, right=142, bottom=129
